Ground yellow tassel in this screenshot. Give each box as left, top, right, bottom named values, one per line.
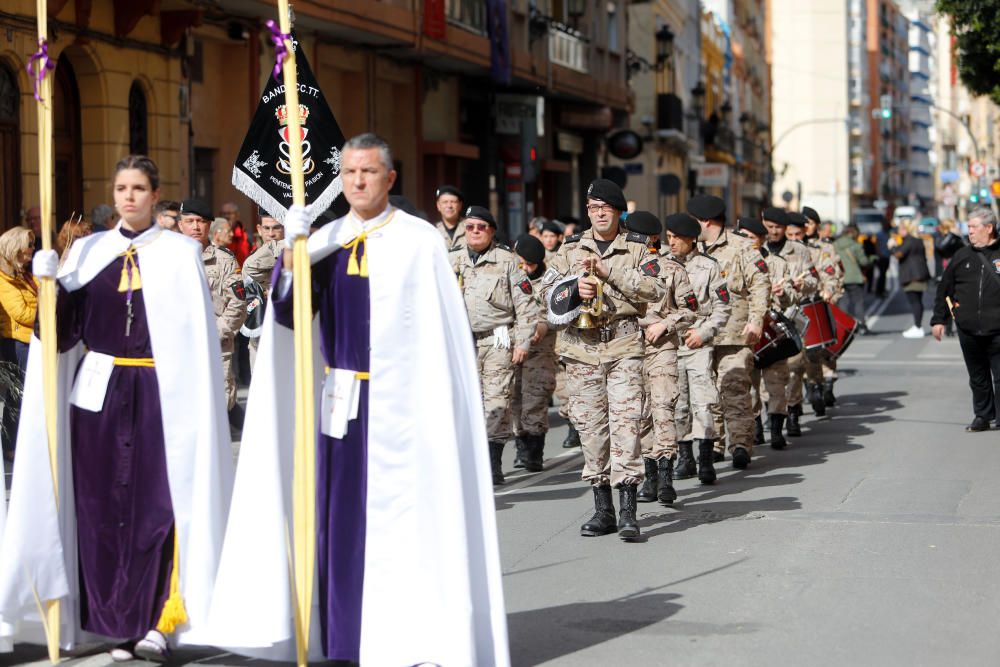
left=155, top=528, right=187, bottom=634
left=346, top=245, right=360, bottom=276
left=359, top=247, right=368, bottom=277
left=117, top=249, right=142, bottom=292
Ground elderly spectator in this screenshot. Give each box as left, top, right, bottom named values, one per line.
left=211, top=217, right=235, bottom=252
left=90, top=203, right=115, bottom=231
left=56, top=217, right=94, bottom=262
left=834, top=224, right=873, bottom=334
left=932, top=208, right=1000, bottom=432
left=154, top=200, right=181, bottom=231
left=0, top=227, right=37, bottom=461
left=892, top=218, right=931, bottom=338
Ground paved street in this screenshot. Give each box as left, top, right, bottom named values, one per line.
left=7, top=287, right=1000, bottom=666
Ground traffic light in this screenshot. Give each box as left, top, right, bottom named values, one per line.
left=880, top=94, right=892, bottom=120
left=521, top=117, right=538, bottom=184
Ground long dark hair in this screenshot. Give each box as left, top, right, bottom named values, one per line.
left=113, top=155, right=160, bottom=190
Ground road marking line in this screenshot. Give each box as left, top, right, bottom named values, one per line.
left=865, top=288, right=898, bottom=328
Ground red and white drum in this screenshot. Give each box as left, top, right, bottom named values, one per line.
left=800, top=298, right=837, bottom=350
left=825, top=302, right=859, bottom=359
left=753, top=309, right=803, bottom=368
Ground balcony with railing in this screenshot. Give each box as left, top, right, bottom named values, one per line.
left=549, top=24, right=589, bottom=73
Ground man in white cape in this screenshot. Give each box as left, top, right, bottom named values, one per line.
left=0, top=221, right=234, bottom=653
left=205, top=133, right=509, bottom=666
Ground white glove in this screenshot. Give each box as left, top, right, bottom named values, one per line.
left=283, top=204, right=310, bottom=248
left=32, top=249, right=59, bottom=279
left=492, top=326, right=511, bottom=350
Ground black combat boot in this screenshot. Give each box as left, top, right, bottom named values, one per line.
left=787, top=405, right=802, bottom=436
left=580, top=485, right=617, bottom=537
left=524, top=433, right=544, bottom=472
left=562, top=424, right=581, bottom=448
left=754, top=416, right=765, bottom=446
left=697, top=439, right=717, bottom=485
left=731, top=446, right=751, bottom=469
left=770, top=414, right=787, bottom=450
left=823, top=379, right=837, bottom=406
left=657, top=457, right=677, bottom=504
left=617, top=485, right=640, bottom=540
left=809, top=383, right=826, bottom=416
left=637, top=458, right=659, bottom=502
left=489, top=441, right=505, bottom=485
left=513, top=435, right=528, bottom=469
left=674, top=441, right=696, bottom=479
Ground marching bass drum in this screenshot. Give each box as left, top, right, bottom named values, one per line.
left=825, top=302, right=859, bottom=359
left=754, top=309, right=803, bottom=368
left=800, top=297, right=837, bottom=350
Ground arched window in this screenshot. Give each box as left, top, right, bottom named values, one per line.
left=0, top=63, right=21, bottom=230
left=128, top=80, right=148, bottom=156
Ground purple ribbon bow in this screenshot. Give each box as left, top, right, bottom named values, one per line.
left=26, top=38, right=55, bottom=102
left=265, top=20, right=292, bottom=80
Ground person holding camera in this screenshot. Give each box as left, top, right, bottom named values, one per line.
left=931, top=208, right=1000, bottom=432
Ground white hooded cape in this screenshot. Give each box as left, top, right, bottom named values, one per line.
left=205, top=208, right=510, bottom=666
left=0, top=223, right=235, bottom=650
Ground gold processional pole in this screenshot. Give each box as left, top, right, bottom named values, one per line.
left=271, top=3, right=315, bottom=665
left=31, top=0, right=60, bottom=662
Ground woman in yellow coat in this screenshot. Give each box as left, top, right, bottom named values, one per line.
left=0, top=226, right=37, bottom=460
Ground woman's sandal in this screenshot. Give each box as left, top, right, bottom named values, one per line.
left=133, top=630, right=169, bottom=663
left=109, top=642, right=135, bottom=662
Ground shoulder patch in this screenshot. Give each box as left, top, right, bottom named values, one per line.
left=518, top=278, right=533, bottom=295
left=824, top=265, right=835, bottom=275
left=715, top=284, right=730, bottom=304
left=563, top=233, right=582, bottom=244
left=641, top=258, right=661, bottom=277
left=230, top=281, right=247, bottom=300
left=626, top=232, right=648, bottom=244
left=755, top=258, right=769, bottom=274
left=685, top=293, right=699, bottom=311
left=809, top=266, right=819, bottom=278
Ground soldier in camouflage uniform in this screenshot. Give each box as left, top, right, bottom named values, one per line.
left=804, top=207, right=846, bottom=407
left=511, top=234, right=557, bottom=472
left=739, top=217, right=799, bottom=449
left=178, top=198, right=247, bottom=410
left=782, top=212, right=824, bottom=421
left=543, top=180, right=664, bottom=540
left=451, top=206, right=541, bottom=485
left=667, top=213, right=730, bottom=484
left=688, top=195, right=770, bottom=471
left=625, top=212, right=697, bottom=504
left=434, top=185, right=467, bottom=251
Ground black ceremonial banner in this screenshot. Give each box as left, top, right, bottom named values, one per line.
left=232, top=35, right=346, bottom=223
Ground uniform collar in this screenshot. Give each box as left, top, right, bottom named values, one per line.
left=580, top=229, right=626, bottom=256
left=349, top=205, right=394, bottom=232
left=701, top=228, right=730, bottom=253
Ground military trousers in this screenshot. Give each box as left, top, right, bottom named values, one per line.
left=222, top=351, right=236, bottom=410
left=565, top=356, right=644, bottom=487
left=675, top=346, right=719, bottom=441
left=710, top=345, right=755, bottom=455
left=512, top=348, right=557, bottom=436
left=822, top=355, right=837, bottom=380
left=639, top=345, right=678, bottom=460
left=476, top=341, right=515, bottom=441
left=752, top=358, right=789, bottom=416
left=804, top=350, right=826, bottom=385
left=786, top=351, right=806, bottom=406
left=554, top=361, right=571, bottom=420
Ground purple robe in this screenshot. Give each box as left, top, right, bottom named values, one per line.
left=56, top=228, right=174, bottom=639
left=272, top=248, right=370, bottom=662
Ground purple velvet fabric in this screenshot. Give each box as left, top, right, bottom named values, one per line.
left=57, top=228, right=174, bottom=639
left=272, top=250, right=370, bottom=662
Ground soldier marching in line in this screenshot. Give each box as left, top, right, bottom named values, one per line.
left=781, top=211, right=824, bottom=421
left=543, top=179, right=664, bottom=540
left=627, top=212, right=697, bottom=504
left=668, top=213, right=731, bottom=484
left=511, top=234, right=558, bottom=473
left=688, top=195, right=770, bottom=470
left=554, top=219, right=591, bottom=450
left=803, top=207, right=846, bottom=407
left=435, top=185, right=467, bottom=251
left=451, top=206, right=542, bottom=485
left=738, top=216, right=798, bottom=450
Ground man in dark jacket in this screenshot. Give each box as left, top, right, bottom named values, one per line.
left=931, top=208, right=1000, bottom=431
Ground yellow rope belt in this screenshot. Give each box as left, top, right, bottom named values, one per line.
left=113, top=357, right=155, bottom=367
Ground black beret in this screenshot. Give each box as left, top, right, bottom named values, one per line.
left=686, top=194, right=726, bottom=222
left=762, top=207, right=789, bottom=225
left=802, top=206, right=821, bottom=223
left=786, top=211, right=808, bottom=228
left=737, top=216, right=767, bottom=236
left=664, top=212, right=701, bottom=238
left=435, top=185, right=465, bottom=201
left=463, top=205, right=496, bottom=228
left=625, top=211, right=662, bottom=236
left=180, top=198, right=212, bottom=221
left=514, top=234, right=546, bottom=264
left=540, top=220, right=563, bottom=234
left=586, top=178, right=627, bottom=211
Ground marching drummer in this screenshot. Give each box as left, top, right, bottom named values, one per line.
left=761, top=208, right=820, bottom=436
left=803, top=207, right=845, bottom=408
left=784, top=211, right=827, bottom=420
left=668, top=213, right=731, bottom=484
left=739, top=217, right=798, bottom=448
